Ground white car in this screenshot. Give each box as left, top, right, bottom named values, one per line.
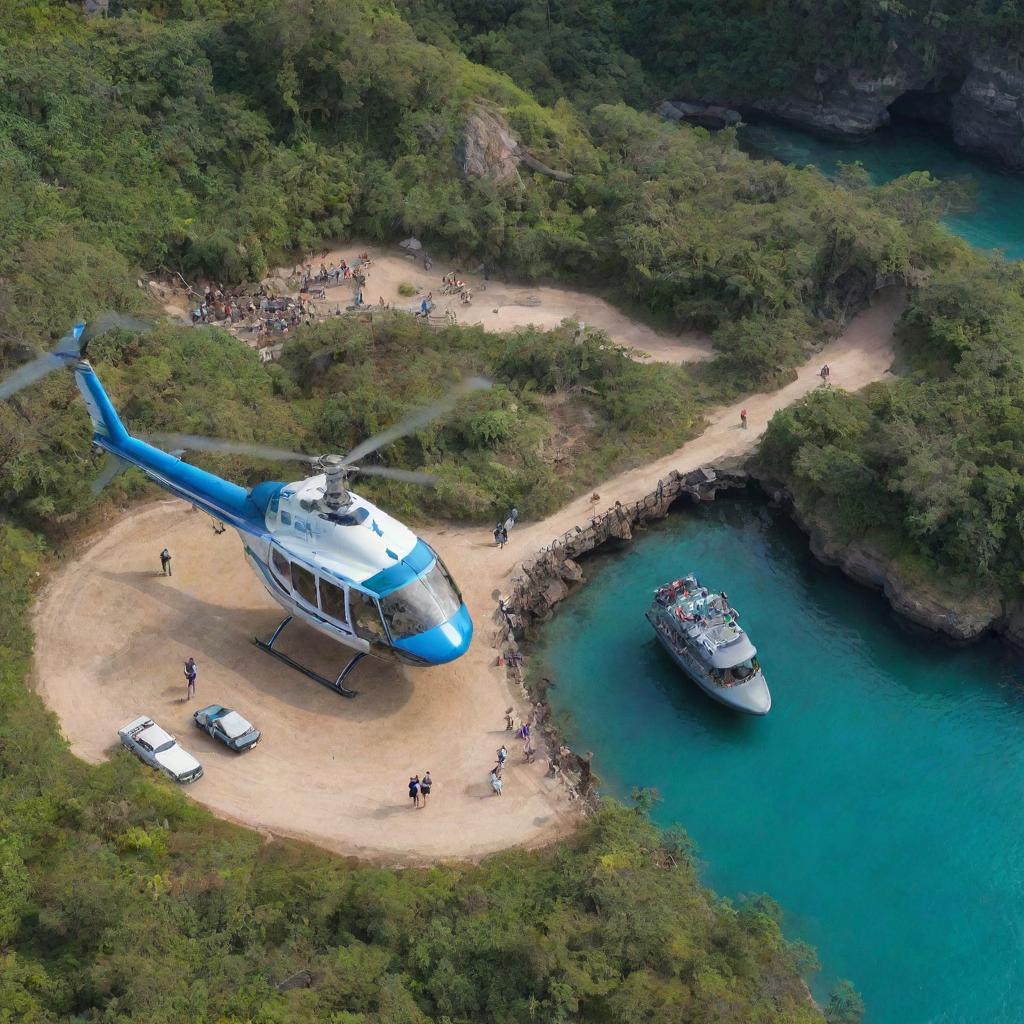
left=118, top=716, right=204, bottom=784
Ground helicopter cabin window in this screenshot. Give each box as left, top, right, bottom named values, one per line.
left=280, top=510, right=292, bottom=526
left=290, top=562, right=318, bottom=607
left=319, top=578, right=347, bottom=623
left=379, top=560, right=462, bottom=640
left=349, top=590, right=387, bottom=642
left=271, top=548, right=291, bottom=586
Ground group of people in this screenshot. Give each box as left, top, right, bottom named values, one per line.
left=440, top=271, right=473, bottom=305
left=490, top=700, right=551, bottom=795
left=407, top=772, right=433, bottom=808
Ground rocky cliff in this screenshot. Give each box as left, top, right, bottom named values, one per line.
left=951, top=54, right=1024, bottom=167
left=666, top=50, right=1024, bottom=170
left=754, top=471, right=1024, bottom=648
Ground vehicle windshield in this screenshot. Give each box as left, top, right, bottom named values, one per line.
left=379, top=559, right=461, bottom=640
left=155, top=739, right=175, bottom=753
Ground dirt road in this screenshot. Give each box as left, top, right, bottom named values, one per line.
left=31, top=289, right=902, bottom=863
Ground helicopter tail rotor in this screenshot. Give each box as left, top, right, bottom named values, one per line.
left=0, top=315, right=154, bottom=401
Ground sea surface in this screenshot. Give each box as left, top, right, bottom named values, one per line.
left=534, top=501, right=1024, bottom=1023
left=741, top=120, right=1024, bottom=258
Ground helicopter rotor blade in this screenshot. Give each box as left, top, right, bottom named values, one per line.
left=340, top=376, right=491, bottom=467
left=350, top=464, right=438, bottom=486
left=0, top=324, right=84, bottom=401
left=144, top=433, right=317, bottom=463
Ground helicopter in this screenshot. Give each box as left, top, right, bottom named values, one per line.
left=1, top=320, right=483, bottom=697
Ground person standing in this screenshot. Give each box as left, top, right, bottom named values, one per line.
left=408, top=775, right=420, bottom=808
left=497, top=744, right=508, bottom=767
left=490, top=769, right=503, bottom=796
left=740, top=408, right=748, bottom=429
left=420, top=772, right=432, bottom=807
left=184, top=657, right=197, bottom=700
left=160, top=548, right=172, bottom=576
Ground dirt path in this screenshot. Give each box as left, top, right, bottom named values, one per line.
left=31, top=289, right=902, bottom=863
left=286, top=243, right=714, bottom=364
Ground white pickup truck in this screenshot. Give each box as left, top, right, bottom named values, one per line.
left=118, top=716, right=204, bottom=784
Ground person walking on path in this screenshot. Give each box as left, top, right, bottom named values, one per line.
left=490, top=769, right=503, bottom=796
left=184, top=657, right=197, bottom=700
left=160, top=548, right=172, bottom=576
left=408, top=775, right=420, bottom=808
left=420, top=772, right=432, bottom=807
left=493, top=523, right=508, bottom=548
left=740, top=408, right=748, bottom=430
left=504, top=707, right=515, bottom=730
left=497, top=744, right=508, bottom=767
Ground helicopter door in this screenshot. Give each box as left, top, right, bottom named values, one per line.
left=318, top=577, right=351, bottom=632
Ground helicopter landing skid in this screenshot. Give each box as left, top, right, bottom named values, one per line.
left=252, top=615, right=365, bottom=698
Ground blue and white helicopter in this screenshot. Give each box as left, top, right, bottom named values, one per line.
left=0, top=321, right=480, bottom=696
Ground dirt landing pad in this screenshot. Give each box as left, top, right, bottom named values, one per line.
left=33, top=503, right=575, bottom=863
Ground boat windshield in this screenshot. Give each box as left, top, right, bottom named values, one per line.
left=379, top=559, right=462, bottom=640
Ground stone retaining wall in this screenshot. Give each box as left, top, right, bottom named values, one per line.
left=495, top=463, right=750, bottom=640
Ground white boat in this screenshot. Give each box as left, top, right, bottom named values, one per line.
left=645, top=573, right=771, bottom=715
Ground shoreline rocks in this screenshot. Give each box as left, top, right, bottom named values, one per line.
left=755, top=470, right=1024, bottom=647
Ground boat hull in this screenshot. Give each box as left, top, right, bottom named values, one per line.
left=646, top=611, right=772, bottom=715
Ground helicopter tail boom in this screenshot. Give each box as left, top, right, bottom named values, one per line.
left=74, top=359, right=129, bottom=445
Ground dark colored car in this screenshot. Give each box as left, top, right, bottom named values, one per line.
left=193, top=704, right=261, bottom=752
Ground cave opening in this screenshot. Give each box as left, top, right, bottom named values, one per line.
left=886, top=73, right=966, bottom=132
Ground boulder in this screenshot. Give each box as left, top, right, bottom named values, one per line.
left=657, top=99, right=741, bottom=130
left=456, top=107, right=521, bottom=184
left=457, top=105, right=574, bottom=184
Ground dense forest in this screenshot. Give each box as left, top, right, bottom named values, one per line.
left=401, top=0, right=1024, bottom=108
left=5, top=0, right=1019, bottom=1020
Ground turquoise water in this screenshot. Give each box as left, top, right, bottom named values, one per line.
left=534, top=502, right=1024, bottom=1023
left=741, top=121, right=1024, bottom=258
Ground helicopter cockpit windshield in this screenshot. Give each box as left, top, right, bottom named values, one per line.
left=379, top=559, right=462, bottom=639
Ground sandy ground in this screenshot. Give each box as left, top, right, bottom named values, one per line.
left=286, top=243, right=714, bottom=364
left=31, top=288, right=902, bottom=863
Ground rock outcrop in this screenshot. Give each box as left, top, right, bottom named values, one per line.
left=951, top=54, right=1024, bottom=169
left=764, top=475, right=1005, bottom=644
left=657, top=99, right=741, bottom=130
left=457, top=106, right=521, bottom=183
left=457, top=105, right=574, bottom=184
